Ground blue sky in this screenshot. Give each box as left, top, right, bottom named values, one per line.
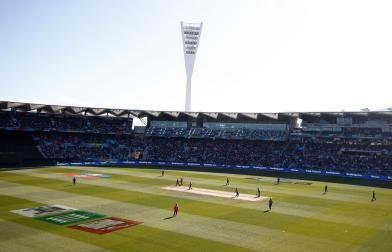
left=1, top=0, right=391, bottom=112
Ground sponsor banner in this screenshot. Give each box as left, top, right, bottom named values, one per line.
left=57, top=161, right=392, bottom=181
left=11, top=205, right=76, bottom=218
left=326, top=171, right=341, bottom=175
left=253, top=166, right=267, bottom=170
left=345, top=173, right=363, bottom=178
left=35, top=210, right=105, bottom=225
left=269, top=167, right=284, bottom=171
left=187, top=163, right=200, bottom=166
left=171, top=162, right=184, bottom=166
left=203, top=163, right=217, bottom=167
left=305, top=169, right=322, bottom=174
left=69, top=217, right=142, bottom=234
left=235, top=165, right=249, bottom=169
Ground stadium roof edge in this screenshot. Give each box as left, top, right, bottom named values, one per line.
left=1, top=101, right=392, bottom=120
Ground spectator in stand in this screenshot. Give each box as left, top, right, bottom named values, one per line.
left=3, top=109, right=390, bottom=178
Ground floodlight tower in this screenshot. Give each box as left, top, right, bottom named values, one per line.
left=181, top=21, right=202, bottom=112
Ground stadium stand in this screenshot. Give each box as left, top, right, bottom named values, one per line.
left=0, top=101, right=391, bottom=180
left=0, top=131, right=44, bottom=165
left=0, top=110, right=132, bottom=134
left=143, top=138, right=392, bottom=176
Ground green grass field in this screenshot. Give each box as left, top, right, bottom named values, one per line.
left=0, top=166, right=391, bottom=251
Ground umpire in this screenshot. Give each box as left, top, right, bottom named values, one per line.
left=269, top=197, right=273, bottom=211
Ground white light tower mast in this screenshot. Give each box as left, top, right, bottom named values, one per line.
left=181, top=21, right=202, bottom=112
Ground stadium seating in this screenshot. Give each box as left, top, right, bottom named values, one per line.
left=1, top=109, right=392, bottom=177
left=143, top=137, right=392, bottom=176
left=0, top=111, right=133, bottom=134
left=145, top=126, right=288, bottom=140
left=0, top=131, right=45, bottom=165
left=34, top=132, right=140, bottom=162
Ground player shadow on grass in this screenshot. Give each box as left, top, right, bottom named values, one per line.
left=163, top=216, right=176, bottom=220
left=263, top=210, right=271, bottom=213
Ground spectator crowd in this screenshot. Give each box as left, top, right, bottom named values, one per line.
left=1, top=110, right=391, bottom=177
left=0, top=111, right=133, bottom=134
left=35, top=133, right=144, bottom=162
left=144, top=138, right=392, bottom=176
left=145, top=126, right=288, bottom=141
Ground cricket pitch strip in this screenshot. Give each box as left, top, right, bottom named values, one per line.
left=163, top=186, right=266, bottom=201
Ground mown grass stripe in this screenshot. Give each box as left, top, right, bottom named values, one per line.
left=15, top=167, right=392, bottom=229
left=25, top=167, right=388, bottom=211
left=0, top=181, right=348, bottom=252
left=0, top=171, right=384, bottom=247
left=0, top=218, right=109, bottom=252
left=0, top=194, right=255, bottom=252
left=42, top=166, right=390, bottom=206
left=69, top=166, right=385, bottom=193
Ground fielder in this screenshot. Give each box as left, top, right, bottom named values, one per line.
left=173, top=203, right=179, bottom=216
left=372, top=191, right=376, bottom=201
